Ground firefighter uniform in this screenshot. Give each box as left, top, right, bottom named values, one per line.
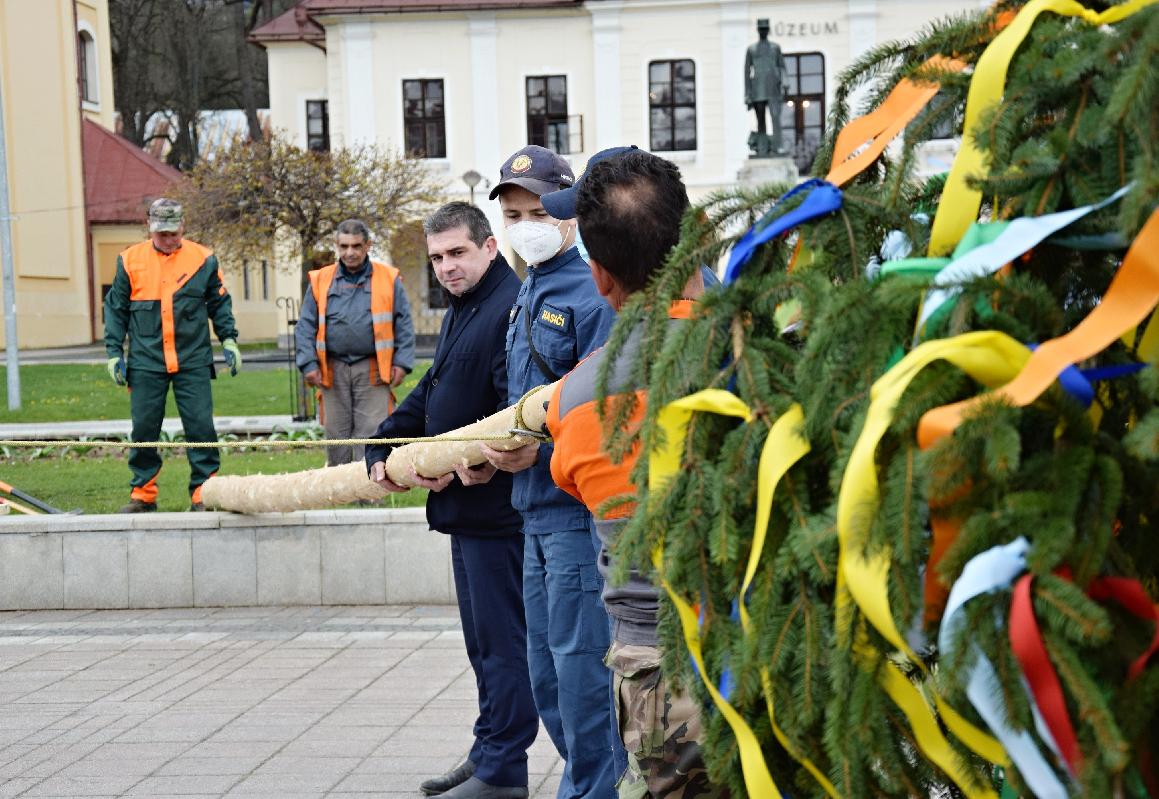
left=103, top=237, right=238, bottom=507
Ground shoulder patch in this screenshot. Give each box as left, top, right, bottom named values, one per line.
left=538, top=303, right=569, bottom=331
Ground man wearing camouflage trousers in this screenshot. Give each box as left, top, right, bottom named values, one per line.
left=537, top=148, right=728, bottom=798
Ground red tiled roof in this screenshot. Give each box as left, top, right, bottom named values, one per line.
left=249, top=4, right=326, bottom=44
left=251, top=0, right=581, bottom=43
left=83, top=120, right=183, bottom=225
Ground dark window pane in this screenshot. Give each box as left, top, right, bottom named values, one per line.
left=649, top=83, right=671, bottom=105
left=425, top=98, right=443, bottom=118
left=425, top=80, right=443, bottom=100
left=674, top=60, right=695, bottom=80
left=674, top=80, right=695, bottom=105
left=528, top=96, right=546, bottom=115
left=649, top=62, right=670, bottom=83
left=426, top=122, right=445, bottom=158
left=404, top=81, right=422, bottom=100
left=405, top=99, right=421, bottom=118
left=650, top=107, right=673, bottom=151
left=548, top=122, right=569, bottom=154
left=803, top=99, right=822, bottom=125
left=527, top=77, right=544, bottom=96
left=674, top=107, right=696, bottom=149
left=405, top=123, right=423, bottom=153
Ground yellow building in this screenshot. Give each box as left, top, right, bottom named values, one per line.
left=0, top=0, right=287, bottom=349
left=0, top=0, right=117, bottom=347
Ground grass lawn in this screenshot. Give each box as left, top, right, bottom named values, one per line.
left=1, top=449, right=428, bottom=514
left=0, top=362, right=430, bottom=423
left=0, top=361, right=432, bottom=515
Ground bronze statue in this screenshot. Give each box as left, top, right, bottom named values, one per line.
left=745, top=18, right=788, bottom=157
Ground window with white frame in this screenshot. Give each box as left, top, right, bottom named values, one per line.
left=648, top=60, right=696, bottom=152
left=77, top=28, right=98, bottom=104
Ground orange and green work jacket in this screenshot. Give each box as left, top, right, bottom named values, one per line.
left=304, top=260, right=405, bottom=388
left=103, top=239, right=238, bottom=374
left=546, top=300, right=693, bottom=647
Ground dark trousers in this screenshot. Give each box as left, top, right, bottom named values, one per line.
left=128, top=366, right=218, bottom=503
left=451, top=533, right=538, bottom=787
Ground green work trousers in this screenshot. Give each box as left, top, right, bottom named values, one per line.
left=128, top=366, right=219, bottom=502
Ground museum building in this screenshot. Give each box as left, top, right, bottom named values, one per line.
left=254, top=0, right=984, bottom=336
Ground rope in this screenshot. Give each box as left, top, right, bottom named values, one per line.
left=0, top=387, right=551, bottom=451
left=0, top=433, right=520, bottom=450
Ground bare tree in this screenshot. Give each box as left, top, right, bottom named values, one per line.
left=173, top=132, right=447, bottom=296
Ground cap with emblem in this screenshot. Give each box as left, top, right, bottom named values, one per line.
left=540, top=145, right=639, bottom=220
left=488, top=145, right=575, bottom=200
left=148, top=198, right=184, bottom=233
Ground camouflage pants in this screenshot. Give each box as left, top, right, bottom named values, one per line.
left=607, top=641, right=729, bottom=799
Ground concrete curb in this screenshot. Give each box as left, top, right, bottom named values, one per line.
left=0, top=507, right=454, bottom=610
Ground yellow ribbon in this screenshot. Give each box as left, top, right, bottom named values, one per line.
left=836, top=332, right=1032, bottom=793
left=650, top=390, right=784, bottom=799
left=739, top=404, right=841, bottom=799
left=927, top=0, right=1158, bottom=256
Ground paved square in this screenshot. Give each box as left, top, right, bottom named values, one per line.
left=0, top=606, right=563, bottom=798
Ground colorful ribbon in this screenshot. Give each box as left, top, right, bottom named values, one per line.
left=917, top=185, right=1134, bottom=333
left=918, top=208, right=1159, bottom=450
left=725, top=181, right=843, bottom=282
left=649, top=390, right=784, bottom=799
left=928, top=0, right=1157, bottom=256
left=941, top=539, right=1068, bottom=798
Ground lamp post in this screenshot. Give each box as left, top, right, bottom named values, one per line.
left=461, top=169, right=483, bottom=205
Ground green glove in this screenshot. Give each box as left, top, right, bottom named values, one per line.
left=107, top=356, right=126, bottom=387
left=222, top=339, right=242, bottom=376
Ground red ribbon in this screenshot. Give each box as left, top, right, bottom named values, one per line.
left=1009, top=575, right=1083, bottom=774
left=1009, top=572, right=1159, bottom=778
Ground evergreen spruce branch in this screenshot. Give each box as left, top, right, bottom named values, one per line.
left=1033, top=575, right=1112, bottom=646
left=1041, top=628, right=1130, bottom=773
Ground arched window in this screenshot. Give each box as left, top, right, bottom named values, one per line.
left=77, top=28, right=98, bottom=104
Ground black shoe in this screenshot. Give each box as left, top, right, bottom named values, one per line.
left=188, top=502, right=206, bottom=512
left=437, top=777, right=527, bottom=799
left=118, top=499, right=157, bottom=513
left=420, top=759, right=476, bottom=796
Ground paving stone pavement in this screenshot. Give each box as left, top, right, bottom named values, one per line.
left=0, top=606, right=563, bottom=798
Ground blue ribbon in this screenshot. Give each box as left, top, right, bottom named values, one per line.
left=724, top=180, right=844, bottom=284
left=1027, top=343, right=1146, bottom=407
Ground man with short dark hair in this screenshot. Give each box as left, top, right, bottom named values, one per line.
left=540, top=150, right=727, bottom=798
left=366, top=202, right=536, bottom=799
left=296, top=219, right=415, bottom=466
left=103, top=198, right=241, bottom=513
left=470, top=145, right=619, bottom=799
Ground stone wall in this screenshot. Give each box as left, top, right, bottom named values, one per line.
left=0, top=508, right=454, bottom=610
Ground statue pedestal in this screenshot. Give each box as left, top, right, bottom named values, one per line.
left=737, top=156, right=798, bottom=188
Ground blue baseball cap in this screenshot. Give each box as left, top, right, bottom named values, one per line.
left=540, top=145, right=639, bottom=219
left=489, top=145, right=574, bottom=200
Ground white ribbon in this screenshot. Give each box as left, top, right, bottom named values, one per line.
left=939, top=537, right=1069, bottom=799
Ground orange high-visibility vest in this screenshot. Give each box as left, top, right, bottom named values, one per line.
left=308, top=260, right=399, bottom=388
left=121, top=239, right=219, bottom=374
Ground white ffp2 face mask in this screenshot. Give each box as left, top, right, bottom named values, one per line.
left=507, top=220, right=568, bottom=265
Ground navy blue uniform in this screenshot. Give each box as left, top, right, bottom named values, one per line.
left=366, top=255, right=536, bottom=788
left=504, top=245, right=618, bottom=799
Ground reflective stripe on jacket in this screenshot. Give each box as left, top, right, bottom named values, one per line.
left=546, top=301, right=694, bottom=645
left=111, top=239, right=234, bottom=374
left=308, top=260, right=399, bottom=388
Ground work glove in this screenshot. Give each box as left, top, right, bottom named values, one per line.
left=222, top=339, right=242, bottom=376
left=107, top=356, right=127, bottom=387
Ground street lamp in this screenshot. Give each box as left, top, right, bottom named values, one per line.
left=461, top=169, right=483, bottom=205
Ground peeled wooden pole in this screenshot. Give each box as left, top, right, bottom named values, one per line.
left=201, top=384, right=555, bottom=513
